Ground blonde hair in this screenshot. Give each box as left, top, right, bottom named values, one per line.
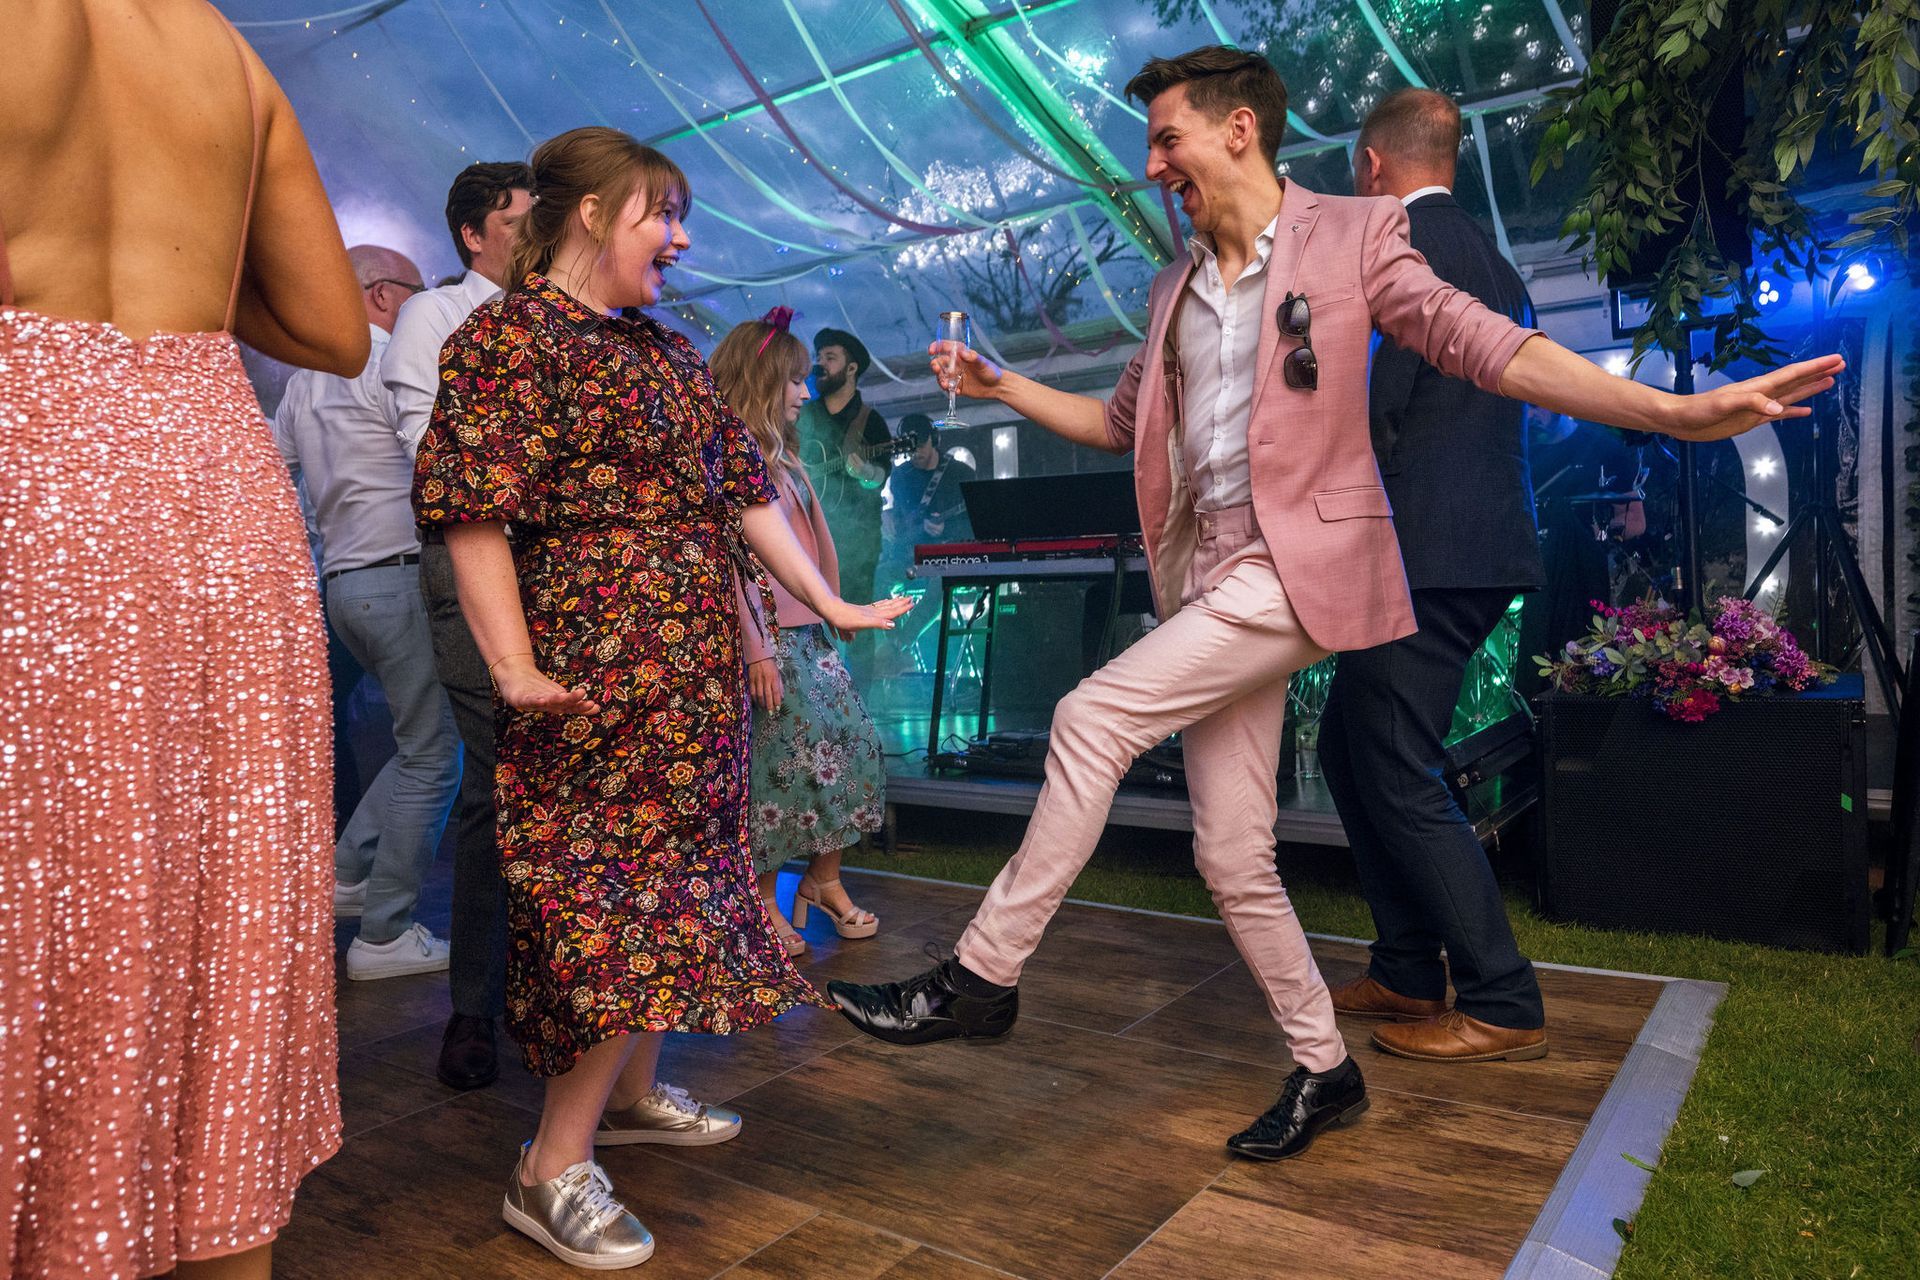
left=709, top=320, right=809, bottom=478
left=507, top=127, right=691, bottom=288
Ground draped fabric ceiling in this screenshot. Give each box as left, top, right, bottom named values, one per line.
left=225, top=0, right=1591, bottom=366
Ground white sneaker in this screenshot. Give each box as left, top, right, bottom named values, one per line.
left=333, top=877, right=368, bottom=918
left=346, top=923, right=450, bottom=981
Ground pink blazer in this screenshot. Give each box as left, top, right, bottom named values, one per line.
left=738, top=464, right=839, bottom=666
left=1104, top=181, right=1541, bottom=653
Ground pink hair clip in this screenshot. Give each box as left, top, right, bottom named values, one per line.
left=755, top=305, right=796, bottom=357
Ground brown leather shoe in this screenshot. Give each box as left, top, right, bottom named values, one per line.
left=1329, top=975, right=1447, bottom=1021
left=1371, top=1009, right=1548, bottom=1063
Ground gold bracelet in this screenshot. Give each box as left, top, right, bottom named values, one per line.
left=487, top=651, right=534, bottom=678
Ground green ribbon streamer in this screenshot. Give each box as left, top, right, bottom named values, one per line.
left=1066, top=206, right=1145, bottom=339
left=776, top=0, right=999, bottom=230
left=505, top=0, right=849, bottom=260
left=591, top=0, right=895, bottom=247
left=1192, top=0, right=1341, bottom=146
left=1352, top=0, right=1429, bottom=88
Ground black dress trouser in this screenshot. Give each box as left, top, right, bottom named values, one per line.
left=1318, top=586, right=1545, bottom=1029
left=419, top=541, right=509, bottom=1021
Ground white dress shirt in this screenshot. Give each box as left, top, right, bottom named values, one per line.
left=1176, top=215, right=1278, bottom=512
left=382, top=268, right=505, bottom=457
left=1402, top=184, right=1452, bottom=207
left=273, top=324, right=420, bottom=577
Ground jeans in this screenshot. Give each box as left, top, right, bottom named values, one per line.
left=419, top=541, right=508, bottom=1020
left=327, top=562, right=462, bottom=944
left=1318, top=586, right=1544, bottom=1029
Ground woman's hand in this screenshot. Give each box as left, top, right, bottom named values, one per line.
left=748, top=657, right=784, bottom=711
left=926, top=342, right=1003, bottom=400
left=490, top=654, right=602, bottom=716
left=820, top=594, right=915, bottom=635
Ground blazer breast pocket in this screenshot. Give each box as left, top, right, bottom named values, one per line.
left=1312, top=486, right=1394, bottom=521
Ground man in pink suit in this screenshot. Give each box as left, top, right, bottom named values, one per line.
left=829, top=47, right=1841, bottom=1161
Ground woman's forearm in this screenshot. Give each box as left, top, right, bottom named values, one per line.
left=742, top=501, right=840, bottom=614
left=442, top=522, right=534, bottom=667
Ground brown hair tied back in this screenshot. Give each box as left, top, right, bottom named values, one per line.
left=506, top=127, right=692, bottom=291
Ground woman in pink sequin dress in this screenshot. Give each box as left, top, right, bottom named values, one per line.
left=0, top=3, right=368, bottom=1277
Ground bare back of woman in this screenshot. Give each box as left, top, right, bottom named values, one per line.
left=1, top=0, right=363, bottom=368
left=2, top=6, right=363, bottom=1279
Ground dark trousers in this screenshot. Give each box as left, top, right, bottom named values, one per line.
left=327, top=616, right=369, bottom=837
left=420, top=541, right=508, bottom=1020
left=1319, top=586, right=1544, bottom=1029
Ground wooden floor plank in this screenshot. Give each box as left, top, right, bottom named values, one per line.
left=280, top=1090, right=817, bottom=1279
left=301, top=865, right=1672, bottom=1278
left=1120, top=953, right=1652, bottom=1123
left=682, top=1018, right=1284, bottom=1280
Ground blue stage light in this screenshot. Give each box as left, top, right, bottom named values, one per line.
left=1844, top=261, right=1877, bottom=290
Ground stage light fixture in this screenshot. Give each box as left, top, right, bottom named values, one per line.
left=1756, top=516, right=1782, bottom=536
left=1751, top=455, right=1779, bottom=479
left=1844, top=261, right=1877, bottom=290
left=1756, top=278, right=1783, bottom=310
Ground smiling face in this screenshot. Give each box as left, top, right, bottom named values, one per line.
left=588, top=182, right=689, bottom=310
left=1144, top=83, right=1262, bottom=237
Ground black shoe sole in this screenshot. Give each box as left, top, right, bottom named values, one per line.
left=1226, top=1095, right=1371, bottom=1162
left=438, top=1062, right=500, bottom=1091
left=841, top=1018, right=1017, bottom=1047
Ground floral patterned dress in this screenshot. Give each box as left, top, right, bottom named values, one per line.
left=413, top=275, right=828, bottom=1076
left=750, top=474, right=886, bottom=875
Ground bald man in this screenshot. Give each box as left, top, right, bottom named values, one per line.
left=1324, top=89, right=1548, bottom=1061
left=272, top=244, right=462, bottom=982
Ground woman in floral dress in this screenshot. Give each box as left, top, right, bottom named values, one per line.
left=413, top=128, right=909, bottom=1272
left=710, top=310, right=887, bottom=956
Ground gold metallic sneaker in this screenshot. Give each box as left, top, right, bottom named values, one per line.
left=502, top=1145, right=655, bottom=1270
left=595, top=1082, right=743, bottom=1148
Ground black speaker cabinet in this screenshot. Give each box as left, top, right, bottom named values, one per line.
left=1536, top=675, right=1868, bottom=953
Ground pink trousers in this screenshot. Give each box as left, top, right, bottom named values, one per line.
left=955, top=504, right=1347, bottom=1072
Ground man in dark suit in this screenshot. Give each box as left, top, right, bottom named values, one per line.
left=1319, top=88, right=1549, bottom=1062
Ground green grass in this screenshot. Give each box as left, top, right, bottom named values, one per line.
left=844, top=818, right=1920, bottom=1280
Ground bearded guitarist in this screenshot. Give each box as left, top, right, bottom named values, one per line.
left=798, top=328, right=895, bottom=634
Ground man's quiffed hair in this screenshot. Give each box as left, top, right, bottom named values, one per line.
left=1356, top=88, right=1463, bottom=175
left=1125, top=46, right=1289, bottom=165
left=445, top=161, right=534, bottom=268
left=813, top=327, right=872, bottom=380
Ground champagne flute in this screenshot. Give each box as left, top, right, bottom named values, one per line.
left=933, top=310, right=970, bottom=430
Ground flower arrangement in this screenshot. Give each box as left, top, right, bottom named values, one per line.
left=1537, top=595, right=1833, bottom=722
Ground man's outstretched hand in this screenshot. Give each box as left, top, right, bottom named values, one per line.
left=1666, top=354, right=1845, bottom=442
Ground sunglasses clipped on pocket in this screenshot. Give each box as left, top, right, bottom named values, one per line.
left=1277, top=292, right=1318, bottom=391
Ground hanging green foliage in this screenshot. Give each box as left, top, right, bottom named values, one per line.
left=1532, top=1, right=1919, bottom=371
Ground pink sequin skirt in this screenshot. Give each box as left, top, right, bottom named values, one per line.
left=0, top=312, right=341, bottom=1278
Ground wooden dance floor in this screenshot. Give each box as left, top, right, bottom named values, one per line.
left=286, top=867, right=1685, bottom=1279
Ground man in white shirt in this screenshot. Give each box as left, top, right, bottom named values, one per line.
left=383, top=161, right=532, bottom=1089
left=274, top=244, right=460, bottom=982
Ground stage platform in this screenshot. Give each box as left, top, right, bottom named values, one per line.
left=288, top=867, right=1719, bottom=1280
left=883, top=767, right=1539, bottom=846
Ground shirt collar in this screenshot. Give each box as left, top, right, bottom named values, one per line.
left=1401, top=185, right=1452, bottom=207
left=1187, top=214, right=1280, bottom=274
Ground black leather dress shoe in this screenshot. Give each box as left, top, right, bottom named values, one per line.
left=1226, top=1058, right=1368, bottom=1161
left=437, top=1013, right=499, bottom=1090
left=826, top=958, right=1019, bottom=1046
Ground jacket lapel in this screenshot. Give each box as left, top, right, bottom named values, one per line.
left=1248, top=180, right=1320, bottom=426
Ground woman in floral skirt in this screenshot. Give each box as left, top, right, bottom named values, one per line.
left=413, top=128, right=909, bottom=1271
left=710, top=310, right=888, bottom=955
